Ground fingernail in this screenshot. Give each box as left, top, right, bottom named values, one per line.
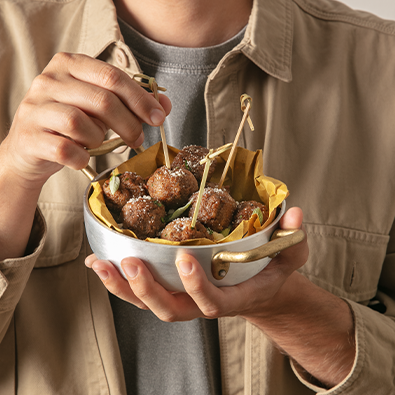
left=94, top=270, right=109, bottom=280
left=123, top=264, right=138, bottom=279
left=150, top=108, right=165, bottom=125
left=177, top=260, right=193, bottom=275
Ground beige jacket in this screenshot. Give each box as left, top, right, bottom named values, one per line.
left=0, top=0, right=394, bottom=394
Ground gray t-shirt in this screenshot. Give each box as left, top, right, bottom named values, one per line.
left=109, top=18, right=245, bottom=395
left=120, top=18, right=245, bottom=150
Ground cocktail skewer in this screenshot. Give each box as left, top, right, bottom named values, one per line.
left=218, top=94, right=254, bottom=188
left=134, top=73, right=171, bottom=168
left=191, top=143, right=232, bottom=229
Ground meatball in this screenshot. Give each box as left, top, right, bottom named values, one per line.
left=232, top=200, right=269, bottom=230
left=103, top=171, right=147, bottom=217
left=189, top=187, right=236, bottom=232
left=147, top=166, right=198, bottom=209
left=121, top=196, right=166, bottom=240
left=171, top=145, right=217, bottom=182
left=161, top=217, right=214, bottom=242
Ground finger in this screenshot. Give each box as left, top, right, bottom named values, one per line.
left=91, top=259, right=149, bottom=309
left=176, top=254, right=234, bottom=318
left=28, top=128, right=91, bottom=170
left=176, top=251, right=305, bottom=319
left=85, top=254, right=98, bottom=268
left=279, top=206, right=303, bottom=229
left=29, top=72, right=146, bottom=148
left=121, top=257, right=202, bottom=321
left=25, top=100, right=107, bottom=149
left=155, top=93, right=172, bottom=116
left=273, top=207, right=309, bottom=271
left=48, top=53, right=168, bottom=126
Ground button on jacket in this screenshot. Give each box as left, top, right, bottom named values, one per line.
left=0, top=0, right=395, bottom=394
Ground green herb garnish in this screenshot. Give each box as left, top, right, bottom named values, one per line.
left=164, top=200, right=193, bottom=223
left=109, top=174, right=121, bottom=194
left=221, top=226, right=231, bottom=237
left=252, top=207, right=264, bottom=225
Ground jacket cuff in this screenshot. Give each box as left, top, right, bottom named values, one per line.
left=291, top=297, right=395, bottom=394
left=0, top=208, right=46, bottom=299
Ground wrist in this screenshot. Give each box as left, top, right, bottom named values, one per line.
left=0, top=155, right=42, bottom=260
left=0, top=161, right=44, bottom=195
left=0, top=139, right=47, bottom=193
left=241, top=271, right=354, bottom=340
left=241, top=272, right=356, bottom=387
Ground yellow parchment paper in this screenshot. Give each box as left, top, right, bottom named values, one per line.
left=89, top=142, right=289, bottom=245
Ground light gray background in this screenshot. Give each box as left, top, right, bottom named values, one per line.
left=338, top=0, right=395, bottom=19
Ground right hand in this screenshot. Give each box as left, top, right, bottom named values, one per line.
left=0, top=52, right=171, bottom=189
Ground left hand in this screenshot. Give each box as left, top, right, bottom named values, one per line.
left=85, top=206, right=308, bottom=322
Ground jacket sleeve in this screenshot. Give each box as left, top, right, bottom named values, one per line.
left=0, top=208, right=46, bottom=343
left=291, top=221, right=395, bottom=394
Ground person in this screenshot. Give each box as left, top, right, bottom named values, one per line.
left=0, top=0, right=394, bottom=393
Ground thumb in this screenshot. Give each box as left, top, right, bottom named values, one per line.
left=275, top=206, right=309, bottom=269
left=279, top=206, right=303, bottom=230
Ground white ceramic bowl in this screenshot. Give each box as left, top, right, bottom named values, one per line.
left=83, top=168, right=303, bottom=292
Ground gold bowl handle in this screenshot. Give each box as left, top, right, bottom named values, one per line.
left=86, top=137, right=128, bottom=157
left=211, top=228, right=305, bottom=280
left=81, top=137, right=145, bottom=181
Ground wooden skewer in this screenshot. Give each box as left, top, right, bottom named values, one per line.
left=132, top=73, right=165, bottom=156
left=149, top=78, right=171, bottom=169
left=191, top=151, right=213, bottom=229
left=218, top=95, right=254, bottom=188
left=240, top=94, right=254, bottom=132
left=190, top=143, right=233, bottom=229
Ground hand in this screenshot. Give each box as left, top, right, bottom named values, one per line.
left=0, top=52, right=171, bottom=190
left=85, top=206, right=308, bottom=321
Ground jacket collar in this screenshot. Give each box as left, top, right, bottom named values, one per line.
left=78, top=0, right=122, bottom=57
left=242, top=0, right=294, bottom=82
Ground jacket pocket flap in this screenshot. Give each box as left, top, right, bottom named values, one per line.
left=35, top=202, right=84, bottom=268
left=300, top=223, right=389, bottom=302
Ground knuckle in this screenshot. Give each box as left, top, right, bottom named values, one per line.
left=201, top=305, right=221, bottom=319
left=30, top=73, right=54, bottom=93
left=97, top=64, right=123, bottom=90
left=185, top=280, right=206, bottom=297
left=61, top=107, right=83, bottom=132
left=52, top=51, right=73, bottom=64
left=49, top=52, right=75, bottom=73
left=91, top=89, right=114, bottom=113
left=53, top=137, right=72, bottom=163
left=157, top=310, right=178, bottom=323
left=132, top=287, right=151, bottom=302
left=16, top=100, right=34, bottom=121
left=53, top=137, right=89, bottom=169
